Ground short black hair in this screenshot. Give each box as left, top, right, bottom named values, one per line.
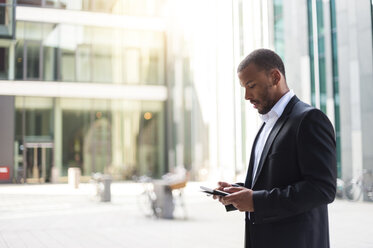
left=237, top=48, right=286, bottom=79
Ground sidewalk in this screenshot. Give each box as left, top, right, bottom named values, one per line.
left=0, top=182, right=372, bottom=248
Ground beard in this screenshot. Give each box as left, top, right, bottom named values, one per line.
left=257, top=98, right=276, bottom=115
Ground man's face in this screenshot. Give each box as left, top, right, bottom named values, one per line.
left=238, top=63, right=277, bottom=114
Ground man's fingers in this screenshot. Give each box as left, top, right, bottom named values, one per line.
left=222, top=190, right=243, bottom=203
left=223, top=186, right=243, bottom=193
left=218, top=181, right=231, bottom=187
left=220, top=195, right=235, bottom=206
left=219, top=196, right=228, bottom=205
left=222, top=194, right=234, bottom=204
left=216, top=182, right=230, bottom=191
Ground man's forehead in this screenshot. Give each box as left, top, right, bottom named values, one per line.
left=238, top=65, right=256, bottom=82
left=239, top=63, right=256, bottom=78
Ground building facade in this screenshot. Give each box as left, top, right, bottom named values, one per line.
left=269, top=0, right=373, bottom=184
left=1, top=0, right=372, bottom=187
left=171, top=0, right=373, bottom=186
left=169, top=0, right=272, bottom=182
left=0, top=0, right=169, bottom=183
left=0, top=0, right=278, bottom=184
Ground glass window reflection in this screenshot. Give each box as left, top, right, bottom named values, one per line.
left=0, top=4, right=14, bottom=38
left=15, top=40, right=24, bottom=80
left=14, top=21, right=165, bottom=85
left=18, top=0, right=42, bottom=6
left=61, top=49, right=75, bottom=81
left=76, top=44, right=91, bottom=82
left=92, top=45, right=112, bottom=83
left=25, top=41, right=41, bottom=80
left=17, top=0, right=167, bottom=17
left=58, top=98, right=165, bottom=178
left=0, top=45, right=9, bottom=79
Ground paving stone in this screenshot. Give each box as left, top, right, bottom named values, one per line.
left=0, top=183, right=372, bottom=248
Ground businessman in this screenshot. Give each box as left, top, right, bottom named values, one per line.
left=214, top=49, right=337, bottom=248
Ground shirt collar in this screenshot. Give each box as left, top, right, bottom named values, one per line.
left=260, top=90, right=295, bottom=123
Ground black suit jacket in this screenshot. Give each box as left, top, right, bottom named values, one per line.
left=229, top=96, right=337, bottom=248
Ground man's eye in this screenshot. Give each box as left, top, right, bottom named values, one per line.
left=248, top=84, right=255, bottom=89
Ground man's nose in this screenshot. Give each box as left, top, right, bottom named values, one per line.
left=245, top=88, right=251, bottom=100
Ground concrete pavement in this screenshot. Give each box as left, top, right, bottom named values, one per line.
left=0, top=182, right=372, bottom=248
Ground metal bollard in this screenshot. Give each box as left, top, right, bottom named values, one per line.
left=68, top=167, right=81, bottom=189
left=153, top=180, right=175, bottom=219
left=100, top=175, right=112, bottom=202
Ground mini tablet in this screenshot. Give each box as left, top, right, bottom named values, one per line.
left=200, top=186, right=230, bottom=196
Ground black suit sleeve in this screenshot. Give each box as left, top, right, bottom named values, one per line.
left=251, top=109, right=337, bottom=223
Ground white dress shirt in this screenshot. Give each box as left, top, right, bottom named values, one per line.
left=252, top=90, right=295, bottom=184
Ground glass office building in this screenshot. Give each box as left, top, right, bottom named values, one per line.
left=0, top=0, right=277, bottom=184
left=1, top=0, right=372, bottom=187
left=0, top=0, right=168, bottom=183
left=270, top=0, right=373, bottom=186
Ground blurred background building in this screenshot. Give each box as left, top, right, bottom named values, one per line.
left=268, top=0, right=373, bottom=184
left=0, top=0, right=169, bottom=183
left=0, top=0, right=372, bottom=185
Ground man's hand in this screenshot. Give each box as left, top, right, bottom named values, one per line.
left=220, top=187, right=255, bottom=212
left=212, top=181, right=231, bottom=200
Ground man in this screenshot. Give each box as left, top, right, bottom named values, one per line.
left=214, top=49, right=337, bottom=248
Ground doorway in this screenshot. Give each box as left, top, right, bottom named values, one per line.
left=23, top=142, right=53, bottom=183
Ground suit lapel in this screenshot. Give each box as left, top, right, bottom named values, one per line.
left=251, top=96, right=299, bottom=188
left=245, top=122, right=266, bottom=188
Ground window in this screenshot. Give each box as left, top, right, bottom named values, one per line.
left=76, top=44, right=91, bottom=82
left=92, top=45, right=112, bottom=83
left=25, top=40, right=42, bottom=80
left=273, top=0, right=284, bottom=59
left=330, top=0, right=341, bottom=177
left=307, top=0, right=316, bottom=106
left=307, top=0, right=327, bottom=113
left=60, top=49, right=75, bottom=81
left=17, top=0, right=167, bottom=16
left=17, top=0, right=42, bottom=6
left=371, top=0, right=373, bottom=49
left=15, top=22, right=165, bottom=85
left=0, top=46, right=8, bottom=79
left=0, top=0, right=15, bottom=38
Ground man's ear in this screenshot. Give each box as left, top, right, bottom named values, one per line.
left=271, top=69, right=281, bottom=85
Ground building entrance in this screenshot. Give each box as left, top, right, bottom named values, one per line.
left=23, top=142, right=53, bottom=183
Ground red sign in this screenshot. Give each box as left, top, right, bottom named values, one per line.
left=0, top=166, right=10, bottom=180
